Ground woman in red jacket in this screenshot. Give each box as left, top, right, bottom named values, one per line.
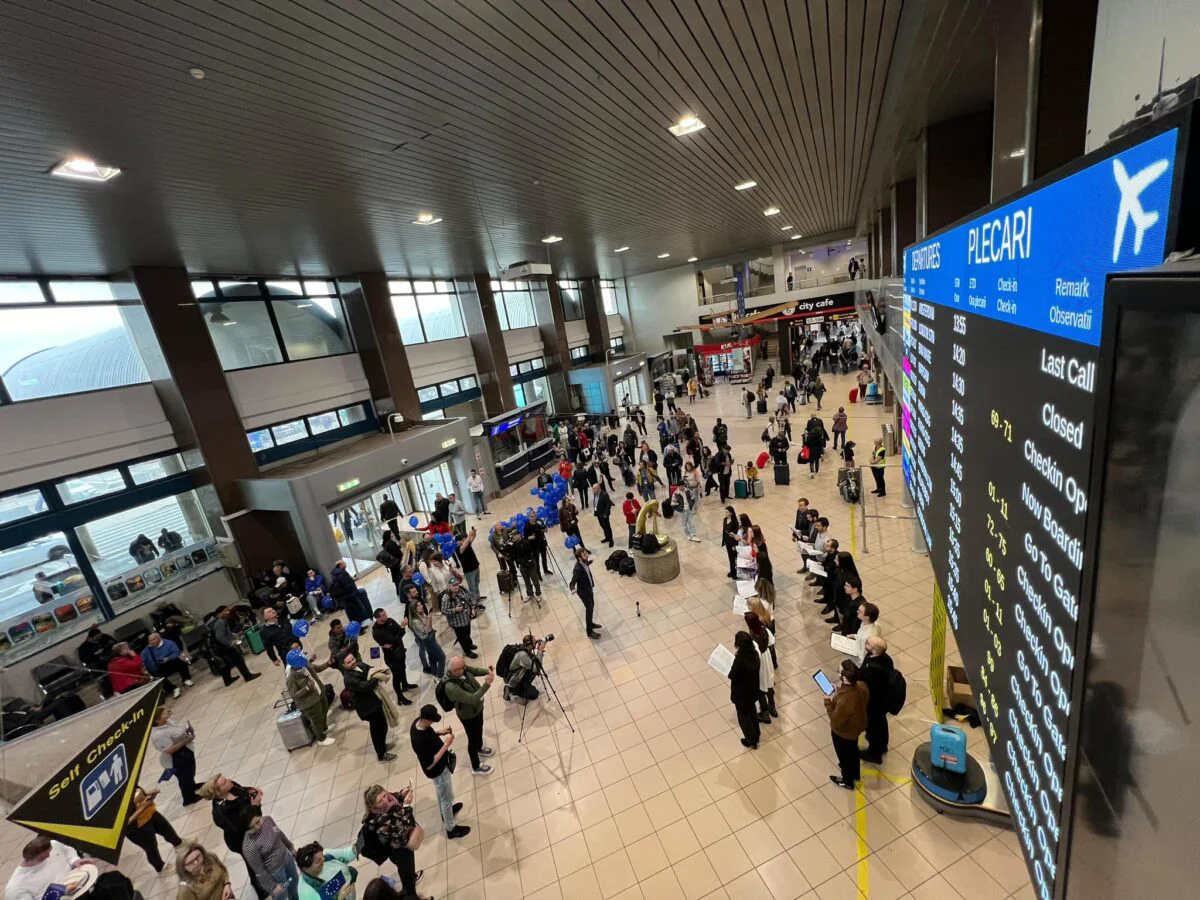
left=108, top=642, right=149, bottom=693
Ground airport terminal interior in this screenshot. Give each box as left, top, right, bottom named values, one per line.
left=0, top=2, right=1195, bottom=900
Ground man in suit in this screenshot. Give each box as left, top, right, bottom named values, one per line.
left=569, top=547, right=601, bottom=639
left=859, top=636, right=895, bottom=763
left=593, top=484, right=614, bottom=547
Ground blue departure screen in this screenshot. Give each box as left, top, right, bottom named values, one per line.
left=902, top=127, right=1178, bottom=899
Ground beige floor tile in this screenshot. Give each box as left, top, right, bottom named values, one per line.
left=723, top=869, right=775, bottom=900
left=519, top=846, right=561, bottom=895
left=583, top=816, right=624, bottom=860
left=593, top=848, right=639, bottom=898
left=705, top=833, right=755, bottom=885
left=640, top=866, right=688, bottom=899
left=551, top=831, right=592, bottom=877
left=624, top=832, right=670, bottom=880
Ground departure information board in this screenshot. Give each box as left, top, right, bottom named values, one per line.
left=901, top=126, right=1179, bottom=899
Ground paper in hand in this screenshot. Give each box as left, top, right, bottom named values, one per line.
left=807, top=561, right=827, bottom=578
left=708, top=643, right=735, bottom=677
left=830, top=633, right=858, bottom=655
left=732, top=595, right=750, bottom=615
left=736, top=580, right=758, bottom=599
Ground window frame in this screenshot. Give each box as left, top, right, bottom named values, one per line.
left=387, top=279, right=466, bottom=344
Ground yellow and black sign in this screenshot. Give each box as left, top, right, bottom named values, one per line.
left=7, top=684, right=163, bottom=863
left=929, top=585, right=948, bottom=724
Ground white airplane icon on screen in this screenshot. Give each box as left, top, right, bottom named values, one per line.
left=1112, top=157, right=1169, bottom=262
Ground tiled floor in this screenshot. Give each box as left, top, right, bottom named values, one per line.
left=0, top=363, right=1035, bottom=900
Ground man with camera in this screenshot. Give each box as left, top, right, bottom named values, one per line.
left=507, top=529, right=543, bottom=598
left=503, top=634, right=548, bottom=702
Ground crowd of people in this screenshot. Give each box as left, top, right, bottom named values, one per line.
left=12, top=332, right=909, bottom=900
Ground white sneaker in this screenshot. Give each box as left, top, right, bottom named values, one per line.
left=172, top=688, right=181, bottom=698
left=183, top=679, right=194, bottom=687
left=688, top=536, right=701, bottom=542
left=318, top=738, right=336, bottom=746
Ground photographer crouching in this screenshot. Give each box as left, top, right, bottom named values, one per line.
left=501, top=634, right=553, bottom=703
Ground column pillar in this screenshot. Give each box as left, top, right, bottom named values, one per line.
left=580, top=277, right=611, bottom=361
left=1032, top=0, right=1097, bottom=179
left=456, top=275, right=515, bottom=415
left=530, top=278, right=572, bottom=412
left=892, top=179, right=917, bottom=264
left=879, top=207, right=894, bottom=277
left=338, top=272, right=422, bottom=424
left=991, top=0, right=1040, bottom=199
left=923, top=109, right=994, bottom=234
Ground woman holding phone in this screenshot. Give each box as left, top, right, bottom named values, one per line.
left=359, top=784, right=428, bottom=900
left=728, top=632, right=762, bottom=748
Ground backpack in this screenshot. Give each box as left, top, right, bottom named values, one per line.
left=376, top=550, right=399, bottom=568
left=887, top=669, right=907, bottom=715
left=605, top=550, right=629, bottom=571
left=618, top=557, right=636, bottom=576
left=434, top=677, right=454, bottom=712
left=495, top=644, right=522, bottom=679
left=672, top=490, right=685, bottom=511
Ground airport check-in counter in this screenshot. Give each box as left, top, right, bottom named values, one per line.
left=476, top=401, right=556, bottom=493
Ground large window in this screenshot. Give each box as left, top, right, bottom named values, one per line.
left=246, top=401, right=375, bottom=462
left=416, top=377, right=483, bottom=413
left=0, top=279, right=150, bottom=402
left=191, top=278, right=352, bottom=371
left=558, top=279, right=585, bottom=320
left=388, top=280, right=465, bottom=344
left=601, top=279, right=619, bottom=316
left=570, top=346, right=591, bottom=363
left=490, top=281, right=536, bottom=330
left=80, top=492, right=211, bottom=582
left=0, top=531, right=96, bottom=648
left=609, top=336, right=626, bottom=354
left=513, top=377, right=550, bottom=409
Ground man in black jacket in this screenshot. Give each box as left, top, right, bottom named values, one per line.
left=259, top=608, right=293, bottom=667
left=341, top=651, right=395, bottom=761
left=378, top=494, right=401, bottom=539
left=859, top=636, right=895, bottom=763
left=592, top=484, right=614, bottom=547
left=371, top=608, right=416, bottom=705
left=569, top=548, right=601, bottom=639
left=78, top=626, right=117, bottom=671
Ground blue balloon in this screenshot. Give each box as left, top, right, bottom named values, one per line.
left=291, top=618, right=310, bottom=638
left=564, top=535, right=580, bottom=550
left=530, top=486, right=540, bottom=496
left=345, top=621, right=362, bottom=638
left=442, top=544, right=455, bottom=559
left=409, top=515, right=420, bottom=527
left=286, top=649, right=309, bottom=669
left=411, top=572, right=426, bottom=587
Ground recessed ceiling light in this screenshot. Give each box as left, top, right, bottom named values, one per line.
left=50, top=157, right=121, bottom=182
left=188, top=67, right=206, bottom=80
left=657, top=253, right=670, bottom=259
left=734, top=180, right=757, bottom=191
left=614, top=246, right=630, bottom=253
left=412, top=212, right=443, bottom=225
left=780, top=225, right=794, bottom=231
left=668, top=115, right=706, bottom=137
left=687, top=256, right=698, bottom=262
left=763, top=207, right=781, bottom=217
left=542, top=235, right=563, bottom=244
left=790, top=234, right=802, bottom=240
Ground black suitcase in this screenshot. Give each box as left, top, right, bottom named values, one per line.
left=774, top=463, right=790, bottom=486
left=497, top=570, right=515, bottom=594
left=618, top=557, right=637, bottom=576
left=756, top=398, right=768, bottom=414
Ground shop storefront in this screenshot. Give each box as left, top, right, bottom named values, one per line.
left=694, top=334, right=762, bottom=384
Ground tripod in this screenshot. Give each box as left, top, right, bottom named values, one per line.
left=517, top=658, right=575, bottom=743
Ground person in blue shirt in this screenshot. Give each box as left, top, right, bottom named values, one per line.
left=296, top=842, right=359, bottom=900
left=304, top=569, right=328, bottom=619
left=141, top=631, right=193, bottom=698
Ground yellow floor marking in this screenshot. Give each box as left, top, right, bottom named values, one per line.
left=855, top=781, right=870, bottom=897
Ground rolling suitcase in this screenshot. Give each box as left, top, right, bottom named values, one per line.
left=774, top=463, right=790, bottom=486
left=755, top=398, right=768, bottom=414
left=751, top=478, right=765, bottom=499
left=734, top=465, right=749, bottom=500
left=849, top=388, right=858, bottom=403
left=497, top=570, right=515, bottom=595
left=276, top=709, right=314, bottom=751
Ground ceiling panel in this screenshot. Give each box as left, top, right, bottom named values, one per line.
left=0, top=0, right=986, bottom=278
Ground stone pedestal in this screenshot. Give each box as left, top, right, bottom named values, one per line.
left=633, top=534, right=681, bottom=584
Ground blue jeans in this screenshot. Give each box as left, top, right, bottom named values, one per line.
left=681, top=508, right=697, bottom=539
left=472, top=490, right=487, bottom=514
left=463, top=567, right=481, bottom=599
left=432, top=768, right=457, bottom=831
left=419, top=632, right=446, bottom=678
left=268, top=855, right=299, bottom=900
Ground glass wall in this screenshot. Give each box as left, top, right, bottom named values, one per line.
left=490, top=281, right=537, bottom=330
left=191, top=278, right=353, bottom=371
left=513, top=377, right=550, bottom=409
left=247, top=401, right=376, bottom=464
left=330, top=499, right=382, bottom=577
left=416, top=376, right=482, bottom=415
left=0, top=279, right=150, bottom=402
left=388, top=280, right=466, bottom=344
left=558, top=279, right=585, bottom=320
left=79, top=491, right=211, bottom=582
left=601, top=279, right=619, bottom=316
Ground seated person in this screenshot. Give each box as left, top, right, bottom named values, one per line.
left=6, top=836, right=87, bottom=900
left=503, top=635, right=545, bottom=702
left=140, top=632, right=193, bottom=698
left=107, top=643, right=148, bottom=694
left=744, top=461, right=760, bottom=493
left=78, top=627, right=117, bottom=672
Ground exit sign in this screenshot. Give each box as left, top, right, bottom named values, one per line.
left=337, top=478, right=361, bottom=493
left=441, top=438, right=457, bottom=449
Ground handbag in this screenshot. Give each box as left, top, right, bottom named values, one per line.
left=445, top=749, right=457, bottom=773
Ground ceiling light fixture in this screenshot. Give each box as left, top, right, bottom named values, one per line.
left=1008, top=147, right=1027, bottom=159
left=687, top=256, right=698, bottom=262
left=50, top=156, right=121, bottom=183
left=542, top=235, right=563, bottom=244
left=657, top=253, right=670, bottom=259
left=188, top=67, right=206, bottom=80
left=763, top=207, right=781, bottom=217
left=413, top=212, right=443, bottom=225
left=790, top=234, right=802, bottom=240
left=734, top=180, right=757, bottom=191
left=780, top=225, right=794, bottom=231
left=668, top=114, right=706, bottom=137
left=614, top=246, right=630, bottom=253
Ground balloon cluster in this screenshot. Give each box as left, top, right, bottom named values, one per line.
left=432, top=531, right=458, bottom=560
left=526, top=472, right=570, bottom=529
left=291, top=618, right=310, bottom=638
left=564, top=534, right=581, bottom=550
